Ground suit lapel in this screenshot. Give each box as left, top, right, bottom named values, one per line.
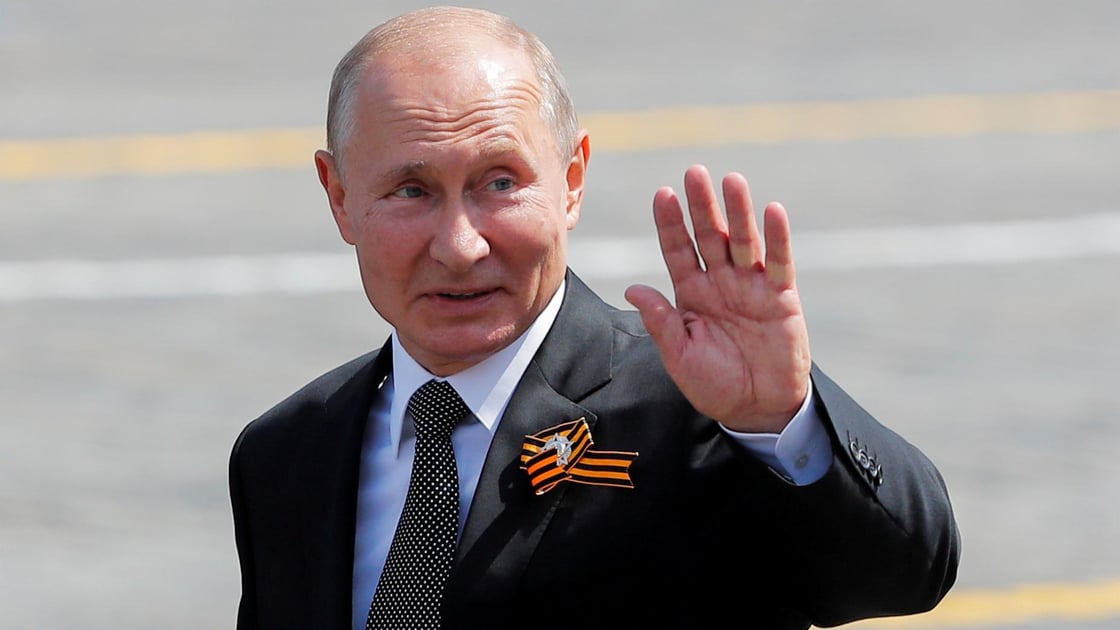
left=302, top=342, right=393, bottom=630
left=445, top=271, right=615, bottom=617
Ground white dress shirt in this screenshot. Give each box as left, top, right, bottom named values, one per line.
left=350, top=280, right=831, bottom=629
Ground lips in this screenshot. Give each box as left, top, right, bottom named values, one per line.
left=438, top=290, right=489, bottom=300
left=428, top=286, right=497, bottom=301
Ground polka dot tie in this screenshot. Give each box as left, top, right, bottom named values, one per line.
left=366, top=379, right=468, bottom=630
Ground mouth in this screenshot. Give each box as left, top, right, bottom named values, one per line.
left=430, top=288, right=497, bottom=301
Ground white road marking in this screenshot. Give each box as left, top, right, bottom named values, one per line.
left=1, top=213, right=1118, bottom=302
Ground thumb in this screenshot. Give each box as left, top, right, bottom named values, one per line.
left=624, top=284, right=685, bottom=360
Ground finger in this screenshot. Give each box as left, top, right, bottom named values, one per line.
left=624, top=284, right=685, bottom=360
left=652, top=185, right=703, bottom=289
left=682, top=164, right=731, bottom=271
left=763, top=202, right=797, bottom=289
left=722, top=172, right=764, bottom=270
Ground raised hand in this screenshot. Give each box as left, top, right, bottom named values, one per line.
left=624, top=164, right=812, bottom=433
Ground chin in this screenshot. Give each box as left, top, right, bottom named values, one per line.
left=417, top=322, right=522, bottom=371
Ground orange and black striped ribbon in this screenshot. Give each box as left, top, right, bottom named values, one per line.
left=520, top=417, right=638, bottom=495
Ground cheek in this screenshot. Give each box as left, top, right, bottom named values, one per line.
left=513, top=186, right=570, bottom=234
left=499, top=199, right=568, bottom=258
left=491, top=200, right=570, bottom=294
left=356, top=220, right=422, bottom=282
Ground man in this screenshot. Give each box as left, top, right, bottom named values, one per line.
left=230, top=6, right=960, bottom=630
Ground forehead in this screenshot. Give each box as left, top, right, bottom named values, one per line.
left=347, top=39, right=553, bottom=154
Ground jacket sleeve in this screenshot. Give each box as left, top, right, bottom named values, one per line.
left=229, top=426, right=259, bottom=630
left=753, top=364, right=962, bottom=626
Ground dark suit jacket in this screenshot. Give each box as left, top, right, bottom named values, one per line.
left=230, top=271, right=960, bottom=630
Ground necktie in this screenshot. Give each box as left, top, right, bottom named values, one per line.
left=366, top=379, right=469, bottom=630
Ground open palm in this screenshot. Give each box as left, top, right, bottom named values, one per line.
left=624, top=165, right=812, bottom=433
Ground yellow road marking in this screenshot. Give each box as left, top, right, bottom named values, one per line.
left=590, top=88, right=1120, bottom=150
left=832, top=579, right=1120, bottom=628
left=0, top=128, right=324, bottom=181
left=1, top=89, right=1119, bottom=181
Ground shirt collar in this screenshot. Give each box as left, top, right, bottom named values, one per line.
left=387, top=279, right=566, bottom=456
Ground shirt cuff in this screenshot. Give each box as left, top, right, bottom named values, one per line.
left=719, top=379, right=832, bottom=486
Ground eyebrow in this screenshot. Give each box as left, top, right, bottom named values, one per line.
left=476, top=135, right=531, bottom=163
left=373, top=135, right=533, bottom=185
left=380, top=160, right=431, bottom=182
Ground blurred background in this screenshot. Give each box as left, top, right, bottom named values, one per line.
left=2, top=1, right=1118, bottom=628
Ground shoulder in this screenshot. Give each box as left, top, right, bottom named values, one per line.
left=232, top=348, right=382, bottom=450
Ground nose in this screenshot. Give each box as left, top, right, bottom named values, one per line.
left=428, top=201, right=490, bottom=272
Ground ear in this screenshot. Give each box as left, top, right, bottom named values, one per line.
left=563, top=130, right=591, bottom=230
left=315, top=149, right=357, bottom=245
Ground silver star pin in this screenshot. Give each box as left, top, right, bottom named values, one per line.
left=542, top=433, right=573, bottom=466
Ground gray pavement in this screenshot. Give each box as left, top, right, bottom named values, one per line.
left=2, top=1, right=1119, bottom=628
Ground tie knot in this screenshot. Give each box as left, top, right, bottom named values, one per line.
left=407, top=379, right=469, bottom=440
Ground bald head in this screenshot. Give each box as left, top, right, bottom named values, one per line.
left=325, top=6, right=579, bottom=173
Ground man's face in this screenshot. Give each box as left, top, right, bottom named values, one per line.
left=317, top=39, right=588, bottom=375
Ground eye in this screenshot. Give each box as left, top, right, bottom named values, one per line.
left=392, top=185, right=425, bottom=199
left=485, top=176, right=515, bottom=192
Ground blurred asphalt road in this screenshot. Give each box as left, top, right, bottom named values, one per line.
left=1, top=1, right=1118, bottom=628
